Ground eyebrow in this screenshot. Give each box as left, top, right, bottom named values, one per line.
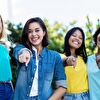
left=29, top=28, right=40, bottom=30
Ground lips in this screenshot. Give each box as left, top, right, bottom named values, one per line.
left=31, top=37, right=39, bottom=41
left=73, top=41, right=79, bottom=45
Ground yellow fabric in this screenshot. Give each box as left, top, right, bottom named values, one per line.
left=61, top=54, right=88, bottom=93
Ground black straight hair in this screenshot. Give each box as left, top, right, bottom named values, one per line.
left=93, top=27, right=100, bottom=45
left=64, top=27, right=87, bottom=63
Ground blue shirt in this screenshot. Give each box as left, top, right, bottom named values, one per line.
left=0, top=44, right=12, bottom=81
left=13, top=44, right=67, bottom=100
left=87, top=54, right=100, bottom=100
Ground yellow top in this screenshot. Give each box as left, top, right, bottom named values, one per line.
left=61, top=54, right=88, bottom=93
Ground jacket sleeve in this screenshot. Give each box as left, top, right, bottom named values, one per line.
left=54, top=52, right=67, bottom=89
left=13, top=44, right=31, bottom=61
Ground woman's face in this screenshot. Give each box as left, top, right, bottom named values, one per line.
left=97, top=33, right=100, bottom=48
left=28, top=22, right=45, bottom=48
left=0, top=18, right=3, bottom=34
left=69, top=30, right=83, bottom=50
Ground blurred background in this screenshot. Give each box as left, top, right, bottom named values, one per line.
left=0, top=0, right=100, bottom=86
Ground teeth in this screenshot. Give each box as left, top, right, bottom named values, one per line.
left=32, top=37, right=38, bottom=41
left=73, top=41, right=78, bottom=45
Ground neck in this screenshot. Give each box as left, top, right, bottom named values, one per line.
left=34, top=45, right=43, bottom=55
left=70, top=48, right=76, bottom=57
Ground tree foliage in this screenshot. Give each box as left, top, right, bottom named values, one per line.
left=6, top=16, right=100, bottom=85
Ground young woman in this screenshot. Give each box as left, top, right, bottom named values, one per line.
left=62, top=27, right=89, bottom=100
left=13, top=17, right=66, bottom=100
left=0, top=15, right=13, bottom=100
left=87, top=27, right=100, bottom=100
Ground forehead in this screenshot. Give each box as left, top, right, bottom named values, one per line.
left=29, top=22, right=41, bottom=29
left=73, top=30, right=82, bottom=35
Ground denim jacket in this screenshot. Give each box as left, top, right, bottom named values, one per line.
left=13, top=44, right=66, bottom=100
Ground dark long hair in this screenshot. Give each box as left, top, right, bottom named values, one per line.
left=64, top=27, right=87, bottom=63
left=93, top=27, right=100, bottom=45
left=21, top=17, right=49, bottom=50
left=0, top=15, right=4, bottom=39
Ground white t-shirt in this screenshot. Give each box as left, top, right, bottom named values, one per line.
left=30, top=47, right=38, bottom=96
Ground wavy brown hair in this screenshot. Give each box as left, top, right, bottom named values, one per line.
left=20, top=17, right=49, bottom=51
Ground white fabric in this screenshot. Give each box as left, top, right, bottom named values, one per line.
left=30, top=47, right=38, bottom=96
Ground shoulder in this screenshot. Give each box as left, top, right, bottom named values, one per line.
left=13, top=44, right=27, bottom=52
left=87, top=54, right=96, bottom=64
left=0, top=44, right=8, bottom=51
left=14, top=44, right=25, bottom=49
left=44, top=48, right=61, bottom=59
left=78, top=56, right=84, bottom=60
left=88, top=54, right=95, bottom=60
left=47, top=49, right=60, bottom=56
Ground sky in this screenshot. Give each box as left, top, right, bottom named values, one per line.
left=0, top=0, right=100, bottom=27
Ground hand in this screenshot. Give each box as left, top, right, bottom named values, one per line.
left=66, top=56, right=76, bottom=67
left=18, top=50, right=31, bottom=66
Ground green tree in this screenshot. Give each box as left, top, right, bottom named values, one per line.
left=6, top=21, right=23, bottom=87
left=6, top=17, right=100, bottom=87
left=85, top=16, right=100, bottom=55
left=6, top=21, right=23, bottom=44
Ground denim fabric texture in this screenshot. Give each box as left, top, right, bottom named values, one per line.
left=13, top=44, right=66, bottom=100
left=63, top=92, right=89, bottom=100
left=0, top=83, right=13, bottom=100
left=27, top=96, right=38, bottom=100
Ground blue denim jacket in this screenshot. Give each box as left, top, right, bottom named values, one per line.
left=13, top=44, right=66, bottom=100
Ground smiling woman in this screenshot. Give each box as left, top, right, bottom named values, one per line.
left=61, top=27, right=89, bottom=100
left=13, top=17, right=67, bottom=100
left=0, top=15, right=13, bottom=100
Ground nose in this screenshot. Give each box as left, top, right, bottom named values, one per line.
left=31, top=31, right=36, bottom=35
left=75, top=36, right=80, bottom=40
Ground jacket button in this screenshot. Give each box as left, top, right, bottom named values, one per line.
left=27, top=94, right=28, bottom=96
left=29, top=85, right=31, bottom=88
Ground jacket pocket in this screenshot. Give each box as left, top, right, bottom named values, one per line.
left=44, top=63, right=54, bottom=81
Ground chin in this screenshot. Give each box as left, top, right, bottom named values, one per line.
left=73, top=45, right=80, bottom=49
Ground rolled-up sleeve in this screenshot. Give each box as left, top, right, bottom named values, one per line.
left=56, top=80, right=67, bottom=88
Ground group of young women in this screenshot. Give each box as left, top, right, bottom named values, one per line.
left=0, top=14, right=100, bottom=100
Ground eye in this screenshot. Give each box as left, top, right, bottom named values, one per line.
left=28, top=29, right=33, bottom=33
left=72, top=34, right=76, bottom=37
left=35, top=29, right=40, bottom=32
